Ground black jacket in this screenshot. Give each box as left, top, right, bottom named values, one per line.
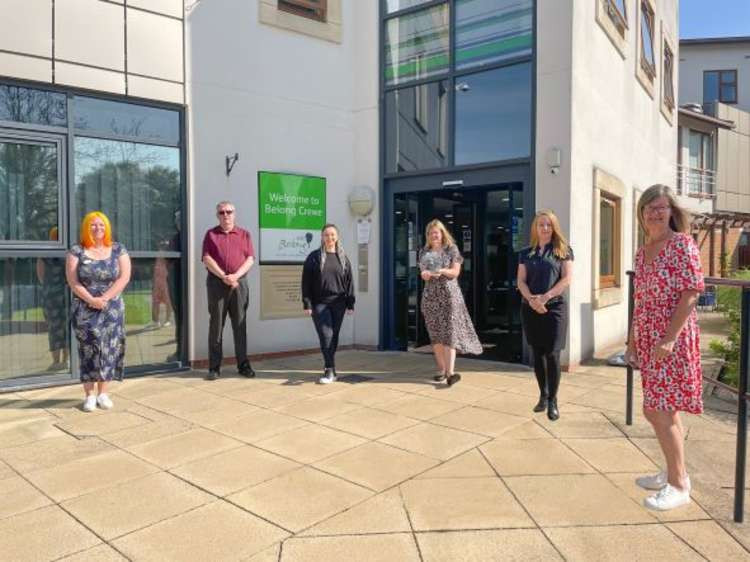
left=301, top=249, right=355, bottom=310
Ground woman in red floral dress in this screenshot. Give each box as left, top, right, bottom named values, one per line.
left=625, top=184, right=704, bottom=511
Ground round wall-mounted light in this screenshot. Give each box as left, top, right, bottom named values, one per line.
left=348, top=185, right=375, bottom=217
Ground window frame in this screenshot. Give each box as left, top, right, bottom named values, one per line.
left=663, top=42, right=675, bottom=110
left=599, top=195, right=619, bottom=289
left=278, top=0, right=327, bottom=22
left=703, top=69, right=738, bottom=104
left=639, top=0, right=656, bottom=80
left=605, top=0, right=628, bottom=36
left=592, top=167, right=624, bottom=309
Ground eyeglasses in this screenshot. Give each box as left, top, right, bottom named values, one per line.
left=217, top=209, right=234, bottom=216
left=644, top=205, right=670, bottom=215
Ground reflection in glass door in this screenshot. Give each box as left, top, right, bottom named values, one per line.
left=0, top=133, right=71, bottom=381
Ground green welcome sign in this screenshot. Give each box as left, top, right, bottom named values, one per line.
left=258, top=171, right=326, bottom=263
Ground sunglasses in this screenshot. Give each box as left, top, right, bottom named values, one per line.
left=217, top=210, right=234, bottom=216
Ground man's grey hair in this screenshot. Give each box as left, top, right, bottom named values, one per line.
left=216, top=201, right=234, bottom=212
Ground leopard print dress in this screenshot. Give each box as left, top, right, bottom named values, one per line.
left=419, top=244, right=482, bottom=355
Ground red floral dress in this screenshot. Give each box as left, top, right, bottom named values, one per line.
left=634, top=233, right=704, bottom=414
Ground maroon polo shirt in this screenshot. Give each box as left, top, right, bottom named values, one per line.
left=202, top=226, right=255, bottom=275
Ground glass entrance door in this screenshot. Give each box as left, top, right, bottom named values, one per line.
left=392, top=184, right=524, bottom=362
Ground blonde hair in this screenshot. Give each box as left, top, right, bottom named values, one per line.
left=80, top=211, right=112, bottom=248
left=529, top=210, right=569, bottom=259
left=637, top=184, right=690, bottom=238
left=423, top=219, right=456, bottom=250
left=319, top=223, right=347, bottom=271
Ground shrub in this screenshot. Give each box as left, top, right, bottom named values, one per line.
left=709, top=270, right=750, bottom=388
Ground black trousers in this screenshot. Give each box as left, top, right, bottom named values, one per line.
left=532, top=347, right=561, bottom=400
left=207, top=275, right=249, bottom=372
left=312, top=300, right=347, bottom=370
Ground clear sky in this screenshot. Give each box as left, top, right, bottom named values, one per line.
left=680, top=0, right=750, bottom=39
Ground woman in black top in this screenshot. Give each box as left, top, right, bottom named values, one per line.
left=302, top=223, right=355, bottom=384
left=517, top=210, right=573, bottom=421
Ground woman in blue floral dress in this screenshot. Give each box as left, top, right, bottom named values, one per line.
left=66, top=211, right=131, bottom=412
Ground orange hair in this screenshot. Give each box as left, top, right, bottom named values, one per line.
left=80, top=211, right=113, bottom=248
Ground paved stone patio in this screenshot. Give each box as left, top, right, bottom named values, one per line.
left=1, top=350, right=749, bottom=561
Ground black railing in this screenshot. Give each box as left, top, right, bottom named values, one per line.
left=625, top=271, right=749, bottom=523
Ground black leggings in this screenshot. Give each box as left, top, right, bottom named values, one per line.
left=532, top=347, right=561, bottom=400
left=312, top=301, right=347, bottom=370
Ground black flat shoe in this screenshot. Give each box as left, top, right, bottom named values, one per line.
left=446, top=374, right=461, bottom=387
left=206, top=370, right=219, bottom=381
left=533, top=395, right=547, bottom=413
left=239, top=365, right=256, bottom=378
left=433, top=374, right=447, bottom=382
left=547, top=398, right=559, bottom=421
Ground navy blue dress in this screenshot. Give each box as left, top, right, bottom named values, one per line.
left=69, top=243, right=127, bottom=382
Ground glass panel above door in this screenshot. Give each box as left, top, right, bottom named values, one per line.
left=385, top=0, right=439, bottom=14
left=384, top=3, right=450, bottom=86
left=0, top=139, right=61, bottom=243
left=455, top=0, right=533, bottom=71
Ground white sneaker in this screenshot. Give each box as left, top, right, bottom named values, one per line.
left=644, top=484, right=691, bottom=510
left=319, top=370, right=337, bottom=384
left=96, top=394, right=114, bottom=410
left=636, top=471, right=691, bottom=491
left=82, top=395, right=97, bottom=412
left=161, top=320, right=172, bottom=327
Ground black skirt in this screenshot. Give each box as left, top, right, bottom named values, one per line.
left=521, top=299, right=568, bottom=351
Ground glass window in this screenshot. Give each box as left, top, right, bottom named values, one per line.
left=73, top=97, right=180, bottom=145
left=0, top=257, right=70, bottom=380
left=600, top=197, right=616, bottom=288
left=456, top=0, right=533, bottom=71
left=385, top=80, right=449, bottom=173
left=278, top=0, right=326, bottom=22
left=0, top=85, right=67, bottom=127
left=703, top=71, right=720, bottom=103
left=0, top=139, right=60, bottom=243
left=385, top=0, right=436, bottom=14
left=455, top=62, right=531, bottom=166
left=663, top=42, right=675, bottom=110
left=640, top=1, right=655, bottom=78
left=74, top=138, right=181, bottom=252
left=384, top=4, right=449, bottom=86
left=703, top=70, right=737, bottom=104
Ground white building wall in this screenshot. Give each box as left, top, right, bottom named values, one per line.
left=679, top=42, right=750, bottom=112
left=538, top=0, right=680, bottom=366
left=185, top=0, right=379, bottom=362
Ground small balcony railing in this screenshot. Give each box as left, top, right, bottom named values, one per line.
left=677, top=164, right=716, bottom=198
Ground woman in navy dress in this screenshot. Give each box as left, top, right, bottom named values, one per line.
left=66, top=211, right=131, bottom=412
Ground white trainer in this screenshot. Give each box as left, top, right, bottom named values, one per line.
left=82, top=395, right=97, bottom=412
left=96, top=393, right=114, bottom=410
left=636, top=471, right=691, bottom=491
left=644, top=484, right=691, bottom=511
left=319, top=370, right=337, bottom=384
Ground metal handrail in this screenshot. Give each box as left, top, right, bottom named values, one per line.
left=625, top=271, right=748, bottom=523
left=676, top=164, right=716, bottom=198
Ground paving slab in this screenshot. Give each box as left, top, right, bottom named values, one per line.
left=228, top=466, right=372, bottom=533
left=212, top=409, right=310, bottom=444
left=545, top=524, right=703, bottom=561
left=273, top=394, right=363, bottom=422
left=0, top=505, right=100, bottom=562
left=315, top=441, right=439, bottom=491
left=562, top=437, right=659, bottom=473
left=667, top=520, right=750, bottom=561
left=416, top=448, right=496, bottom=479
left=61, top=471, right=213, bottom=539
left=322, top=406, right=420, bottom=439
left=58, top=544, right=128, bottom=561
left=0, top=417, right=65, bottom=449
left=400, top=477, right=533, bottom=531
left=280, top=533, right=420, bottom=562
left=255, top=424, right=366, bottom=464
left=541, top=411, right=624, bottom=438
left=55, top=411, right=150, bottom=437
left=0, top=475, right=52, bottom=519
left=0, top=434, right=113, bottom=473
left=380, top=422, right=489, bottom=461
left=377, top=394, right=466, bottom=420
left=417, top=383, right=499, bottom=405
left=480, top=438, right=595, bottom=476
left=430, top=406, right=528, bottom=438
left=416, top=529, right=563, bottom=561
left=112, top=500, right=289, bottom=560
left=171, top=444, right=300, bottom=496
left=126, top=427, right=242, bottom=469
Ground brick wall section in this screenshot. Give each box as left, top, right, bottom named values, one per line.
left=694, top=225, right=745, bottom=277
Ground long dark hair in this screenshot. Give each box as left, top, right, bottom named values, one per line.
left=319, top=223, right=347, bottom=271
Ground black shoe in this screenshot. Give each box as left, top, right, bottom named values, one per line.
left=533, top=395, right=548, bottom=413
left=547, top=398, right=559, bottom=421
left=206, top=370, right=219, bottom=381
left=446, top=373, right=461, bottom=387
left=433, top=373, right=447, bottom=382
left=239, top=363, right=256, bottom=378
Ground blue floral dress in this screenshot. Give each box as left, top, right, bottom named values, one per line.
left=69, top=243, right=127, bottom=382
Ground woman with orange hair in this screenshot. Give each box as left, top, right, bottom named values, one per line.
left=66, top=211, right=131, bottom=412
left=517, top=210, right=574, bottom=421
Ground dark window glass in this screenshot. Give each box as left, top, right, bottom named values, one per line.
left=703, top=71, right=720, bottom=102
left=73, top=97, right=180, bottom=145
left=278, top=0, right=326, bottom=22
left=0, top=140, right=60, bottom=242
left=0, top=257, right=71, bottom=380
left=640, top=2, right=655, bottom=75
left=721, top=85, right=737, bottom=103
left=74, top=138, right=181, bottom=252
left=386, top=0, right=436, bottom=13
left=384, top=4, right=449, bottom=86
left=600, top=198, right=615, bottom=286
left=663, top=43, right=675, bottom=109
left=123, top=257, right=182, bottom=365
left=0, top=85, right=67, bottom=127
left=455, top=62, right=531, bottom=165
left=613, top=0, right=627, bottom=17
left=385, top=80, right=449, bottom=173
left=455, top=0, right=532, bottom=71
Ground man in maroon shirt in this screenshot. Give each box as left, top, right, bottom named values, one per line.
left=202, top=201, right=255, bottom=380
